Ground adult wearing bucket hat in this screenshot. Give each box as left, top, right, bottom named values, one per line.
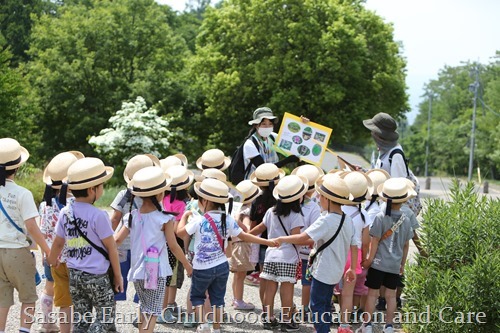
left=240, top=107, right=301, bottom=181
left=47, top=157, right=122, bottom=333
left=0, top=138, right=51, bottom=333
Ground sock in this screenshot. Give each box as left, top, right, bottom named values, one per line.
left=385, top=323, right=393, bottom=328
left=40, top=292, right=54, bottom=323
left=19, top=328, right=30, bottom=333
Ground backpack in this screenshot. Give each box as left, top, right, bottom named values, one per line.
left=389, top=148, right=423, bottom=216
left=228, top=134, right=275, bottom=185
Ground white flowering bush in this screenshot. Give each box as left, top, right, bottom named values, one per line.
left=89, top=97, right=171, bottom=165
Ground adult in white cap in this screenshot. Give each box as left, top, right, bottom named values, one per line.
left=0, top=138, right=51, bottom=333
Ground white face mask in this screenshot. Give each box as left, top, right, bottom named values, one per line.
left=257, top=127, right=273, bottom=138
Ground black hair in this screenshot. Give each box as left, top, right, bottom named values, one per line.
left=259, top=186, right=276, bottom=210
left=164, top=189, right=189, bottom=202
left=71, top=188, right=90, bottom=198
left=274, top=198, right=303, bottom=217
left=188, top=184, right=198, bottom=200
left=200, top=198, right=228, bottom=238
left=5, top=169, right=16, bottom=177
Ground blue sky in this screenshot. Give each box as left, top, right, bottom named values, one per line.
left=158, top=0, right=499, bottom=124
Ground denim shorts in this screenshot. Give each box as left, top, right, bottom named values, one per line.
left=43, top=259, right=54, bottom=282
left=301, top=259, right=311, bottom=286
left=190, top=262, right=229, bottom=307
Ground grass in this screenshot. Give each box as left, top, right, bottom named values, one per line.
left=95, top=185, right=122, bottom=208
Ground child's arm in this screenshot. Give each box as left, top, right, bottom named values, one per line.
left=236, top=231, right=277, bottom=247
left=276, top=232, right=313, bottom=246
left=25, top=217, right=50, bottom=256
left=400, top=240, right=410, bottom=275
left=47, top=235, right=65, bottom=267
left=176, top=211, right=191, bottom=239
left=164, top=220, right=193, bottom=277
left=238, top=215, right=251, bottom=233
left=248, top=222, right=267, bottom=235
left=114, top=226, right=130, bottom=247
left=102, top=235, right=124, bottom=294
left=361, top=227, right=370, bottom=262
left=362, top=236, right=379, bottom=269
left=412, top=231, right=427, bottom=257
left=345, top=245, right=357, bottom=283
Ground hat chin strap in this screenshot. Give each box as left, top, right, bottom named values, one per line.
left=0, top=166, right=5, bottom=187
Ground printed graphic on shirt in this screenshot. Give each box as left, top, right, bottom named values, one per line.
left=195, top=218, right=237, bottom=266
left=63, top=217, right=92, bottom=260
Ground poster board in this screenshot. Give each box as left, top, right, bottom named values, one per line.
left=275, top=113, right=333, bottom=166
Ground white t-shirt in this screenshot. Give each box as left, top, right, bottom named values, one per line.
left=375, top=145, right=407, bottom=178
left=125, top=209, right=174, bottom=281
left=305, top=212, right=356, bottom=285
left=342, top=205, right=371, bottom=249
left=364, top=200, right=382, bottom=226
left=185, top=210, right=242, bottom=270
left=110, top=189, right=143, bottom=251
left=263, top=208, right=304, bottom=264
left=0, top=180, right=39, bottom=248
left=299, top=198, right=321, bottom=260
left=242, top=133, right=279, bottom=179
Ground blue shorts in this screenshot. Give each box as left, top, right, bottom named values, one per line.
left=301, top=259, right=311, bottom=286
left=259, top=246, right=267, bottom=265
left=190, top=262, right=229, bottom=307
left=115, top=250, right=131, bottom=301
left=43, top=260, right=54, bottom=282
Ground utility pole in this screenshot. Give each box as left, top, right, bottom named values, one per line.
left=468, top=66, right=479, bottom=181
left=424, top=92, right=433, bottom=178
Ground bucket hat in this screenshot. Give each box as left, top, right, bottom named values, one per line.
left=194, top=178, right=231, bottom=204
left=248, top=107, right=278, bottom=125
left=249, top=163, right=285, bottom=187
left=363, top=112, right=399, bottom=141
left=340, top=171, right=373, bottom=202
left=196, top=149, right=231, bottom=171
left=0, top=138, right=29, bottom=171
left=272, top=175, right=308, bottom=203
left=315, top=174, right=356, bottom=205
left=365, top=169, right=390, bottom=192
left=130, top=166, right=172, bottom=197
left=236, top=180, right=261, bottom=204
left=160, top=154, right=188, bottom=171
left=124, top=154, right=161, bottom=184
left=43, top=151, right=85, bottom=189
left=165, top=165, right=194, bottom=191
left=291, top=164, right=324, bottom=191
left=377, top=178, right=417, bottom=203
left=67, top=157, right=114, bottom=190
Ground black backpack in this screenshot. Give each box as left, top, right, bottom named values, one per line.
left=389, top=148, right=422, bottom=216
left=228, top=134, right=275, bottom=185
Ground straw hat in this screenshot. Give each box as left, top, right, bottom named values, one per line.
left=377, top=178, right=417, bottom=203
left=365, top=169, right=390, bottom=192
left=236, top=180, right=261, bottom=204
left=273, top=175, right=308, bottom=203
left=194, top=168, right=228, bottom=183
left=248, top=107, right=278, bottom=125
left=43, top=151, right=85, bottom=189
left=0, top=138, right=29, bottom=170
left=123, top=154, right=161, bottom=184
left=315, top=174, right=356, bottom=205
left=67, top=157, right=114, bottom=190
left=291, top=164, right=324, bottom=190
left=363, top=112, right=399, bottom=141
left=196, top=149, right=231, bottom=171
left=130, top=166, right=172, bottom=197
left=328, top=169, right=343, bottom=177
left=160, top=154, right=188, bottom=171
left=194, top=178, right=231, bottom=204
left=165, top=165, right=194, bottom=191
left=249, top=163, right=285, bottom=187
left=340, top=171, right=373, bottom=202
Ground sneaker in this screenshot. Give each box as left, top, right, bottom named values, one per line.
left=338, top=326, right=354, bottom=333
left=233, top=299, right=255, bottom=310
left=280, top=322, right=299, bottom=332
left=38, top=324, right=60, bottom=333
left=355, top=324, right=373, bottom=333
left=383, top=325, right=394, bottom=333
left=132, top=317, right=139, bottom=328
left=196, top=324, right=211, bottom=333
left=157, top=308, right=177, bottom=323
left=263, top=317, right=279, bottom=330
left=244, top=272, right=261, bottom=286
left=375, top=297, right=386, bottom=311
left=183, top=313, right=197, bottom=328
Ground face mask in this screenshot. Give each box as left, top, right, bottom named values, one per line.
left=258, top=127, right=273, bottom=138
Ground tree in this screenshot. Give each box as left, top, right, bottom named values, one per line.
left=24, top=0, right=190, bottom=160
left=188, top=0, right=408, bottom=153
left=89, top=96, right=171, bottom=166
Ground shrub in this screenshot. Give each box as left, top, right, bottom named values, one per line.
left=404, top=181, right=500, bottom=333
left=15, top=163, right=44, bottom=206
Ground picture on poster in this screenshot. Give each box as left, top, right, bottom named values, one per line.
left=275, top=113, right=333, bottom=165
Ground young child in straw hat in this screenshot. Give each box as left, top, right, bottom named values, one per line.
left=177, top=178, right=275, bottom=333
left=275, top=173, right=358, bottom=333
left=0, top=138, right=51, bottom=333
left=357, top=178, right=416, bottom=333
left=229, top=180, right=262, bottom=311
left=249, top=174, right=308, bottom=332
left=114, top=166, right=192, bottom=333
left=47, top=157, right=122, bottom=333
left=39, top=151, right=84, bottom=333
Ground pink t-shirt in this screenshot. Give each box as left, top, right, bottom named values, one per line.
left=162, top=195, right=186, bottom=221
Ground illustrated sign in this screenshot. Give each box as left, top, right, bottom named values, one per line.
left=275, top=112, right=333, bottom=166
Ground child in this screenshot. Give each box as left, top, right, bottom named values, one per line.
left=39, top=151, right=83, bottom=333
left=357, top=178, right=416, bottom=333
left=160, top=164, right=194, bottom=322
left=275, top=173, right=358, bottom=333
left=177, top=178, right=275, bottom=333
left=110, top=154, right=160, bottom=303
left=291, top=165, right=323, bottom=316
left=115, top=166, right=192, bottom=333
left=249, top=174, right=307, bottom=332
left=0, top=138, right=51, bottom=333
left=230, top=180, right=261, bottom=310
left=337, top=171, right=372, bottom=333
left=48, top=157, right=123, bottom=333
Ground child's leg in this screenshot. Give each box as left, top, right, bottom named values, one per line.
left=340, top=275, right=356, bottom=324
left=68, top=269, right=93, bottom=332
left=309, top=278, right=334, bottom=333
left=384, top=287, right=397, bottom=326
left=362, top=288, right=379, bottom=324
left=88, top=273, right=117, bottom=332
left=51, top=263, right=73, bottom=333
left=279, top=282, right=295, bottom=321
left=301, top=259, right=311, bottom=310
left=233, top=271, right=246, bottom=301
left=264, top=280, right=278, bottom=318
left=139, top=313, right=157, bottom=333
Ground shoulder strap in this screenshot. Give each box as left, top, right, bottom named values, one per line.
left=310, top=213, right=346, bottom=264
left=380, top=213, right=406, bottom=241
left=277, top=215, right=300, bottom=257
left=388, top=148, right=410, bottom=176
left=243, top=135, right=261, bottom=177
left=66, top=211, right=109, bottom=261
left=0, top=200, right=24, bottom=234
left=204, top=213, right=225, bottom=254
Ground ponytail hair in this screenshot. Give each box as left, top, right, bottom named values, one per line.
left=127, top=192, right=136, bottom=229
left=150, top=195, right=179, bottom=217
left=274, top=198, right=303, bottom=217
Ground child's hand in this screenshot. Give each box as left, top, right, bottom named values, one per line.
left=400, top=264, right=405, bottom=275
left=300, top=115, right=310, bottom=123
left=344, top=268, right=356, bottom=283
left=267, top=239, right=279, bottom=247
left=182, top=211, right=193, bottom=219
left=114, top=275, right=124, bottom=294
left=185, top=262, right=193, bottom=278
left=361, top=258, right=372, bottom=269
